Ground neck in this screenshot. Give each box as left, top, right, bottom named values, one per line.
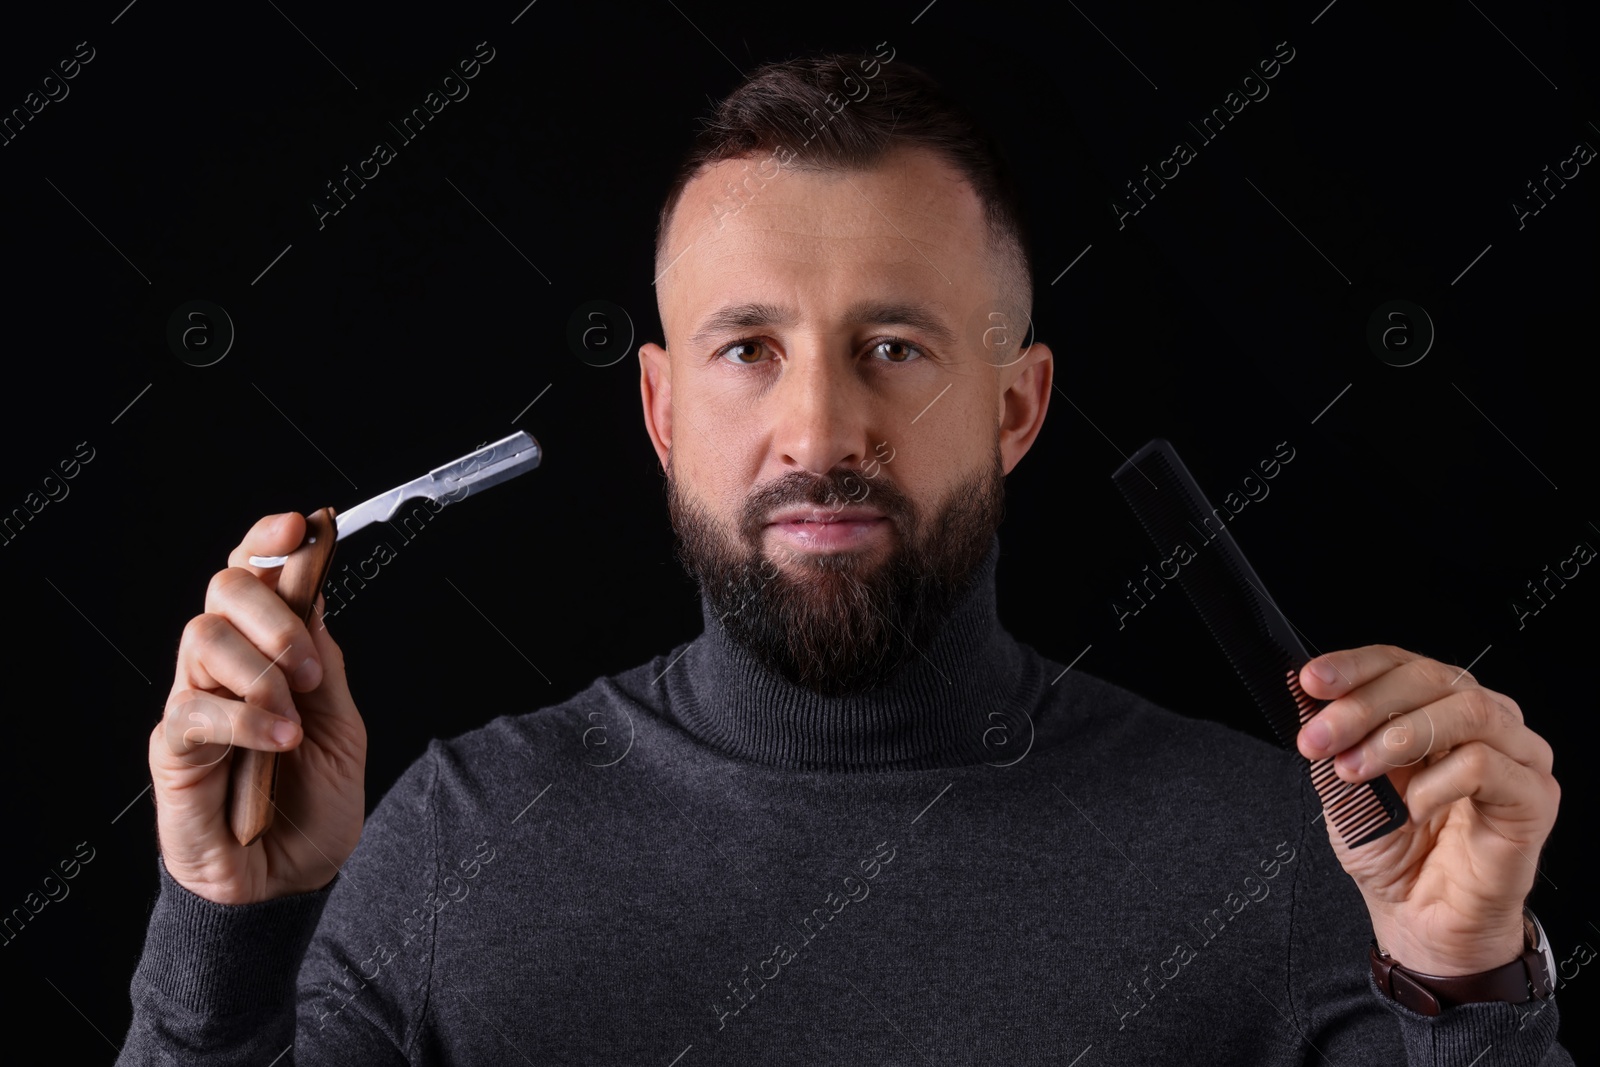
left=660, top=536, right=1043, bottom=770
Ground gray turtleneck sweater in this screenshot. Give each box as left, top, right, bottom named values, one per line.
left=117, top=538, right=1573, bottom=1064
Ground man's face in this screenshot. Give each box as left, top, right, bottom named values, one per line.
left=639, top=144, right=1051, bottom=694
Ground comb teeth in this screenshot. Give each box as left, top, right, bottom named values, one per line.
left=1286, top=670, right=1406, bottom=845
left=1112, top=439, right=1406, bottom=849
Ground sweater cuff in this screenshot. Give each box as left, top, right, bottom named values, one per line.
left=132, top=855, right=336, bottom=1017
left=1369, top=970, right=1563, bottom=1066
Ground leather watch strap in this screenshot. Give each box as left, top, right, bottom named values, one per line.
left=1369, top=911, right=1558, bottom=1017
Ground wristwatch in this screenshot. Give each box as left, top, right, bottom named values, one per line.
left=1369, top=907, right=1558, bottom=1017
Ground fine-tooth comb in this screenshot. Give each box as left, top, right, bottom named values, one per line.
left=1112, top=438, right=1406, bottom=848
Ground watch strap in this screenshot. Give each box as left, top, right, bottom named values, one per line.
left=1369, top=918, right=1557, bottom=1017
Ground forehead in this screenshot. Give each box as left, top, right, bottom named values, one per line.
left=659, top=145, right=992, bottom=342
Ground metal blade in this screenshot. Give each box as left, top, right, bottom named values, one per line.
left=248, top=431, right=541, bottom=567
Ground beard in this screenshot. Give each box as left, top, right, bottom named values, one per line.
left=666, top=441, right=1006, bottom=696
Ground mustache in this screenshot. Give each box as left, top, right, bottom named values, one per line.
left=739, top=467, right=912, bottom=540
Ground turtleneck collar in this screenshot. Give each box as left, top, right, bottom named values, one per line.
left=659, top=535, right=1046, bottom=771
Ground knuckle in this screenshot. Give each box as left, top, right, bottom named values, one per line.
left=1532, top=734, right=1555, bottom=774
left=1457, top=740, right=1493, bottom=777
left=183, top=612, right=231, bottom=649
left=240, top=666, right=290, bottom=710
left=1493, top=701, right=1521, bottom=733
left=1461, top=688, right=1498, bottom=731
left=157, top=692, right=238, bottom=761
left=1423, top=658, right=1464, bottom=688
left=235, top=515, right=279, bottom=554
left=1381, top=712, right=1426, bottom=763
left=207, top=566, right=256, bottom=605
left=1339, top=693, right=1377, bottom=733
left=267, top=621, right=305, bottom=662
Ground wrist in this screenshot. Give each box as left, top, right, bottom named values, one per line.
left=1369, top=907, right=1558, bottom=1016
left=1372, top=918, right=1526, bottom=977
left=141, top=855, right=334, bottom=1015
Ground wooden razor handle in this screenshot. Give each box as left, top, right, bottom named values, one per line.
left=228, top=507, right=340, bottom=847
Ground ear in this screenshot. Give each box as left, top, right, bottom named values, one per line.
left=997, top=340, right=1052, bottom=475
left=639, top=341, right=672, bottom=470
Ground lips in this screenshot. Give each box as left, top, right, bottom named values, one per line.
left=765, top=505, right=886, bottom=525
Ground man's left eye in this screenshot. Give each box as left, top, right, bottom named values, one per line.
left=871, top=338, right=924, bottom=363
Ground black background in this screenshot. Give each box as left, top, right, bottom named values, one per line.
left=1, top=0, right=1595, bottom=1060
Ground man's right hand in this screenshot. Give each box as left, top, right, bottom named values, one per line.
left=149, top=512, right=367, bottom=905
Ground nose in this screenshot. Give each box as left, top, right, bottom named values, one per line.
left=770, top=342, right=872, bottom=476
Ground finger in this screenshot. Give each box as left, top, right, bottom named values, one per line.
left=226, top=512, right=306, bottom=575
left=152, top=689, right=300, bottom=774
left=301, top=595, right=360, bottom=729
left=1400, top=740, right=1559, bottom=836
left=1298, top=644, right=1420, bottom=703
left=1298, top=650, right=1480, bottom=759
left=305, top=595, right=347, bottom=693
left=1329, top=690, right=1553, bottom=784
left=203, top=567, right=322, bottom=691
left=175, top=612, right=301, bottom=723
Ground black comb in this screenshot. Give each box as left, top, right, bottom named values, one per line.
left=1112, top=438, right=1406, bottom=848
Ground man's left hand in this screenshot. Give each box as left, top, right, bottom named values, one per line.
left=1295, top=644, right=1559, bottom=975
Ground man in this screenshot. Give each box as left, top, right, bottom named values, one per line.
left=121, top=53, right=1571, bottom=1064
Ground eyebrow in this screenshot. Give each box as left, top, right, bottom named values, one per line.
left=685, top=299, right=958, bottom=351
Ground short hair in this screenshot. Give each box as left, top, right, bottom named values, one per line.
left=654, top=52, right=1035, bottom=341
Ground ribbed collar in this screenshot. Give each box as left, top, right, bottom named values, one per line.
left=660, top=536, right=1045, bottom=771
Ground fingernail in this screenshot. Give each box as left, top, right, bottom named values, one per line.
left=1309, top=659, right=1339, bottom=685
left=292, top=657, right=322, bottom=690
left=1337, top=750, right=1364, bottom=780
left=1303, top=720, right=1331, bottom=754
left=271, top=720, right=298, bottom=746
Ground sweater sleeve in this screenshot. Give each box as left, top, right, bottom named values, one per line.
left=116, top=745, right=444, bottom=1065
left=1283, top=775, right=1574, bottom=1066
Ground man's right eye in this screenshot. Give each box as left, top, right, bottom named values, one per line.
left=718, top=339, right=769, bottom=364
